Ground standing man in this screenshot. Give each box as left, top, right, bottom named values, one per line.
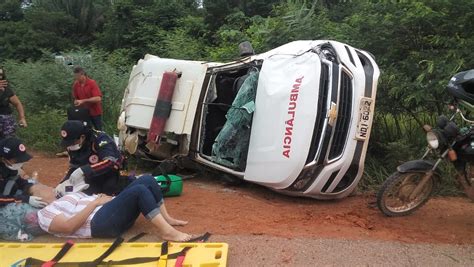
left=55, top=120, right=123, bottom=196
left=72, top=67, right=103, bottom=131
left=0, top=67, right=27, bottom=139
left=0, top=137, right=46, bottom=208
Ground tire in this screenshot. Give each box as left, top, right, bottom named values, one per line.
left=377, top=171, right=435, bottom=217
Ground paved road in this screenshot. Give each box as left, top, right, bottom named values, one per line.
left=32, top=233, right=474, bottom=266
left=221, top=235, right=474, bottom=267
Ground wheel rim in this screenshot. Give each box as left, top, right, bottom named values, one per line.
left=383, top=173, right=433, bottom=213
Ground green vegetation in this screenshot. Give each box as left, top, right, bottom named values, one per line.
left=1, top=0, right=473, bottom=194
left=3, top=54, right=128, bottom=152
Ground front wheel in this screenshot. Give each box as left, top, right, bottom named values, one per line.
left=377, top=171, right=435, bottom=217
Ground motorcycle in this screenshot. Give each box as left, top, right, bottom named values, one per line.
left=377, top=69, right=474, bottom=217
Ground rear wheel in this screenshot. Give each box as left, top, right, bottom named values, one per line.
left=377, top=171, right=434, bottom=217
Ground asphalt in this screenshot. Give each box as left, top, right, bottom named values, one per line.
left=222, top=235, right=474, bottom=267
left=29, top=233, right=474, bottom=267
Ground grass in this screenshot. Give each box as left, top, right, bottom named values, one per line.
left=362, top=147, right=463, bottom=197
left=16, top=109, right=67, bottom=153
left=361, top=111, right=463, bottom=196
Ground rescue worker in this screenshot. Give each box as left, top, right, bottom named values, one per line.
left=0, top=137, right=46, bottom=208
left=55, top=120, right=122, bottom=197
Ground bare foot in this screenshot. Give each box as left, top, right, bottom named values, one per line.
left=162, top=232, right=192, bottom=242
left=168, top=218, right=189, bottom=226
left=159, top=205, right=189, bottom=226
left=151, top=213, right=191, bottom=241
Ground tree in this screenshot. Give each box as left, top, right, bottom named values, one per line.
left=203, top=0, right=281, bottom=31
left=31, top=0, right=112, bottom=43
left=96, top=0, right=202, bottom=61
left=0, top=0, right=24, bottom=21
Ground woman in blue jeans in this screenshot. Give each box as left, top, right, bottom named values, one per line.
left=35, top=175, right=193, bottom=241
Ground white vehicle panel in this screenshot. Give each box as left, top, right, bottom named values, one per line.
left=123, top=56, right=208, bottom=134
left=244, top=52, right=321, bottom=189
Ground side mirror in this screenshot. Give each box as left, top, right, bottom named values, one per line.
left=239, top=41, right=255, bottom=57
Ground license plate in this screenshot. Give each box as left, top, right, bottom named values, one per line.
left=356, top=97, right=374, bottom=140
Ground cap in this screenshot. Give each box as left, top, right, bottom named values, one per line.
left=60, top=120, right=88, bottom=147
left=0, top=137, right=32, bottom=163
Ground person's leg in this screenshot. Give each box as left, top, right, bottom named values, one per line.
left=90, top=116, right=97, bottom=130
left=91, top=115, right=103, bottom=131
left=91, top=184, right=152, bottom=237
left=126, top=175, right=187, bottom=226
left=125, top=175, right=163, bottom=202
left=0, top=115, right=5, bottom=139
left=160, top=204, right=188, bottom=226
left=1, top=114, right=16, bottom=137
left=91, top=184, right=190, bottom=241
left=150, top=213, right=190, bottom=241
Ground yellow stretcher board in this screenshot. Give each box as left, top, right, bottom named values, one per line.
left=0, top=242, right=228, bottom=267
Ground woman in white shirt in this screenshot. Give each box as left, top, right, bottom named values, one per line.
left=34, top=175, right=192, bottom=242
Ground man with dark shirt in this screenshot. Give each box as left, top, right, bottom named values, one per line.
left=0, top=67, right=27, bottom=138
left=0, top=137, right=46, bottom=208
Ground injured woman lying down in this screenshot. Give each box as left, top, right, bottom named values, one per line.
left=31, top=175, right=195, bottom=241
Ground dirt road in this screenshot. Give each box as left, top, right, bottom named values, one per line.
left=25, top=153, right=474, bottom=266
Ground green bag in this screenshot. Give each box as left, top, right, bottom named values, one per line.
left=155, top=174, right=183, bottom=197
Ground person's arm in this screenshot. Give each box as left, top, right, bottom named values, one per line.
left=74, top=80, right=102, bottom=106
left=0, top=176, right=34, bottom=206
left=16, top=175, right=34, bottom=195
left=0, top=194, right=24, bottom=206
left=72, top=83, right=79, bottom=102
left=80, top=135, right=122, bottom=180
left=9, top=95, right=27, bottom=127
left=0, top=80, right=8, bottom=90
left=0, top=193, right=32, bottom=206
left=49, top=195, right=112, bottom=235
left=75, top=96, right=101, bottom=105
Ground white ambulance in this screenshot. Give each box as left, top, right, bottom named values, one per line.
left=117, top=40, right=380, bottom=199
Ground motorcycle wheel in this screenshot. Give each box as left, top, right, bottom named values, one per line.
left=377, top=171, right=434, bottom=217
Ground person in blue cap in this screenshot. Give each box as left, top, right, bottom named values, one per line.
left=0, top=137, right=46, bottom=208
left=55, top=120, right=123, bottom=197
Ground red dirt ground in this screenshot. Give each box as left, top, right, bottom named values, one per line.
left=25, top=152, right=473, bottom=245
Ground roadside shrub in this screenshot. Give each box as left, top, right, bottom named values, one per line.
left=16, top=109, right=66, bottom=153
left=2, top=52, right=130, bottom=151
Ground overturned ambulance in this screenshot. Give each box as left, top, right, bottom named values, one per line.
left=117, top=40, right=380, bottom=199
